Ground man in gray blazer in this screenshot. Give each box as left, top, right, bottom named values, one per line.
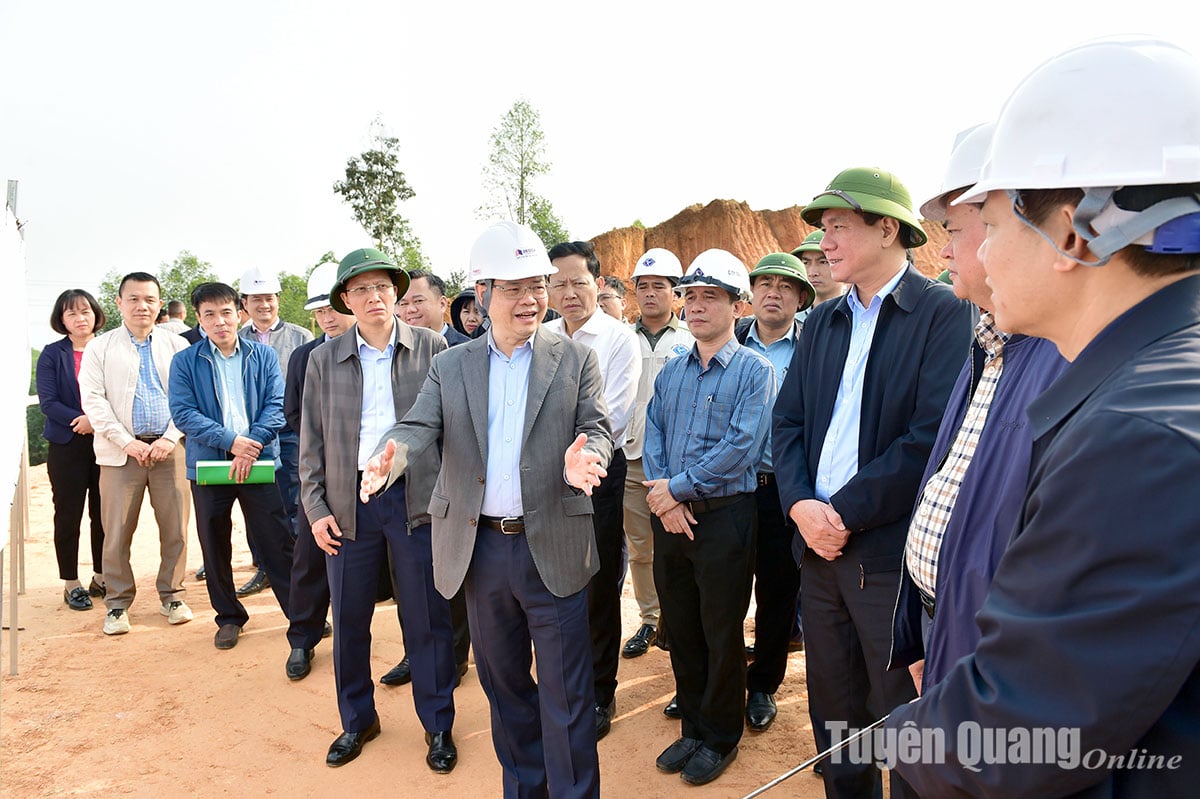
left=361, top=221, right=612, bottom=799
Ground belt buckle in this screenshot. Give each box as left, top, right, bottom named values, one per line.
left=757, top=473, right=771, bottom=487
left=498, top=516, right=521, bottom=534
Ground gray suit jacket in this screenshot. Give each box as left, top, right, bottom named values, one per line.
left=299, top=321, right=446, bottom=539
left=373, top=326, right=613, bottom=599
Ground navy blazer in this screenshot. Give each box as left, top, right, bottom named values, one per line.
left=284, top=335, right=329, bottom=434
left=772, top=266, right=974, bottom=565
left=441, top=325, right=470, bottom=347
left=36, top=336, right=88, bottom=445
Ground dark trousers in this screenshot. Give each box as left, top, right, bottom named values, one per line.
left=747, top=478, right=801, bottom=694
left=465, top=527, right=599, bottom=799
left=801, top=548, right=918, bottom=799
left=276, top=429, right=300, bottom=528
left=653, top=493, right=756, bottom=756
left=190, top=481, right=294, bottom=628
left=326, top=483, right=455, bottom=734
left=392, top=557, right=471, bottom=668
left=587, top=448, right=627, bottom=708
left=47, top=435, right=104, bottom=580
left=286, top=506, right=330, bottom=650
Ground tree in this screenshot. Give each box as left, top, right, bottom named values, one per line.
left=98, top=250, right=219, bottom=331
left=333, top=119, right=428, bottom=271
left=444, top=269, right=468, bottom=298
left=277, top=272, right=310, bottom=329
left=478, top=99, right=569, bottom=247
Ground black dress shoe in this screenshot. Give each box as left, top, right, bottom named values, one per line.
left=286, top=647, right=314, bottom=681
left=814, top=761, right=824, bottom=776
left=654, top=626, right=670, bottom=652
left=455, top=661, right=468, bottom=687
left=64, top=586, right=93, bottom=611
left=87, top=577, right=106, bottom=598
left=745, top=643, right=756, bottom=659
left=195, top=566, right=206, bottom=582
left=663, top=695, right=681, bottom=719
left=379, top=655, right=411, bottom=686
left=425, top=730, right=457, bottom=773
left=322, top=621, right=333, bottom=639
left=621, top=623, right=657, bottom=658
left=746, top=691, right=777, bottom=731
left=681, top=745, right=738, bottom=785
left=326, top=717, right=381, bottom=767
left=595, top=699, right=615, bottom=740
left=235, top=568, right=270, bottom=597
left=655, top=736, right=703, bottom=773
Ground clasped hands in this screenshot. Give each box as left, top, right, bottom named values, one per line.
left=789, top=499, right=849, bottom=561
left=642, top=478, right=697, bottom=540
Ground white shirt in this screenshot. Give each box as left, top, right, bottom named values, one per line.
left=543, top=309, right=641, bottom=446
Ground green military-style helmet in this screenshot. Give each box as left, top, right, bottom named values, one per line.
left=330, top=247, right=409, bottom=315
left=749, top=252, right=816, bottom=311
left=801, top=167, right=928, bottom=247
left=790, top=230, right=824, bottom=256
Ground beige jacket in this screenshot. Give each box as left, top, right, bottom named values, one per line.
left=79, top=325, right=189, bottom=466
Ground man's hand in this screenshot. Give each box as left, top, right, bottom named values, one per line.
left=909, top=659, right=925, bottom=696
left=71, top=414, right=94, bottom=435
left=788, top=499, right=849, bottom=561
left=229, top=453, right=256, bottom=483
left=230, top=435, right=263, bottom=460
left=311, top=514, right=343, bottom=556
left=641, top=478, right=681, bottom=516
left=658, top=503, right=697, bottom=540
left=146, top=437, right=174, bottom=464
left=123, top=439, right=152, bottom=468
left=361, top=439, right=406, bottom=503
left=564, top=433, right=607, bottom=496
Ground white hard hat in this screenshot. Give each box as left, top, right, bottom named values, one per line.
left=920, top=122, right=994, bottom=221
left=469, top=220, right=558, bottom=283
left=957, top=36, right=1200, bottom=262
left=240, top=266, right=282, bottom=295
left=304, top=261, right=340, bottom=311
left=631, top=248, right=684, bottom=283
left=676, top=249, right=751, bottom=302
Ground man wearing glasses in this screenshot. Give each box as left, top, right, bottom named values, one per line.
left=299, top=249, right=459, bottom=772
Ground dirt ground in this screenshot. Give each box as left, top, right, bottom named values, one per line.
left=1, top=464, right=827, bottom=798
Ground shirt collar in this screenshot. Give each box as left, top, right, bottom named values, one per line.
left=207, top=336, right=242, bottom=361
left=847, top=263, right=909, bottom=315
left=746, top=319, right=798, bottom=348
left=249, top=318, right=283, bottom=335
left=636, top=314, right=683, bottom=336
left=355, top=319, right=399, bottom=354
left=689, top=335, right=742, bottom=370
left=973, top=311, right=1009, bottom=360
left=486, top=328, right=534, bottom=359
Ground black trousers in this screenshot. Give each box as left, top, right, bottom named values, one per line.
left=587, top=448, right=627, bottom=708
left=191, top=482, right=294, bottom=629
left=47, top=435, right=104, bottom=580
left=801, top=547, right=918, bottom=799
left=747, top=478, right=801, bottom=694
left=286, top=505, right=330, bottom=649
left=653, top=493, right=755, bottom=756
left=393, top=560, right=472, bottom=668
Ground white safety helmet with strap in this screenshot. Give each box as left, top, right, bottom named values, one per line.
left=676, top=249, right=752, bottom=302
left=957, top=37, right=1200, bottom=264
left=304, top=261, right=340, bottom=311
left=631, top=248, right=684, bottom=284
left=921, top=122, right=995, bottom=222
left=468, top=220, right=557, bottom=312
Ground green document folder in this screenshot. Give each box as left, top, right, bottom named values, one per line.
left=195, top=459, right=276, bottom=486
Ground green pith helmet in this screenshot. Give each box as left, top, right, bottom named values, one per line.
left=329, top=248, right=409, bottom=315
left=937, top=268, right=953, bottom=285
left=790, top=230, right=824, bottom=256
left=749, top=252, right=816, bottom=311
left=801, top=167, right=929, bottom=247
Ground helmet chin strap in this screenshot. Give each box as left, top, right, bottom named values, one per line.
left=1006, top=189, right=1111, bottom=267
left=1074, top=187, right=1200, bottom=260
left=475, top=281, right=493, bottom=315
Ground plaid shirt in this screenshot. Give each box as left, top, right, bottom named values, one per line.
left=905, top=312, right=1008, bottom=599
left=131, top=331, right=172, bottom=436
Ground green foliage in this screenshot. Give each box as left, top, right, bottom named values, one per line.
left=333, top=119, right=428, bottom=271
left=478, top=99, right=569, bottom=244
left=632, top=219, right=646, bottom=230
left=27, top=349, right=47, bottom=466
left=277, top=272, right=310, bottom=329
left=444, top=269, right=468, bottom=298
left=97, top=250, right=219, bottom=331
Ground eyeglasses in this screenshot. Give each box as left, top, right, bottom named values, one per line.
left=344, top=282, right=395, bottom=298
left=491, top=283, right=548, bottom=300
left=597, top=293, right=618, bottom=302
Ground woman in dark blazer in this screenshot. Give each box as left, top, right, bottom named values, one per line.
left=36, top=289, right=107, bottom=610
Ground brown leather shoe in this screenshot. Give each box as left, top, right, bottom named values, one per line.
left=214, top=624, right=241, bottom=650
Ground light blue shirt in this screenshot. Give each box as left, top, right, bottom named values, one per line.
left=130, top=328, right=172, bottom=436
left=481, top=331, right=533, bottom=517
left=208, top=338, right=250, bottom=437
left=743, top=321, right=794, bottom=473
left=356, top=324, right=398, bottom=470
left=815, top=264, right=908, bottom=501
left=644, top=337, right=774, bottom=500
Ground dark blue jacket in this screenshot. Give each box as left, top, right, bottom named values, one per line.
left=283, top=335, right=329, bottom=434
left=772, top=266, right=975, bottom=567
left=890, top=333, right=1067, bottom=685
left=889, top=275, right=1200, bottom=798
left=36, top=336, right=87, bottom=445
left=168, top=338, right=285, bottom=480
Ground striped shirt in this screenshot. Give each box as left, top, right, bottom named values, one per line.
left=130, top=330, right=171, bottom=436
left=643, top=336, right=774, bottom=500
left=905, top=312, right=1009, bottom=598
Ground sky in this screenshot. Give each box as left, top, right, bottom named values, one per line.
left=4, top=0, right=1198, bottom=350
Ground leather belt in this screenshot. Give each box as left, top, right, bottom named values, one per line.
left=686, top=494, right=746, bottom=516
left=756, top=472, right=775, bottom=488
left=480, top=515, right=525, bottom=534
left=135, top=434, right=163, bottom=443
left=919, top=590, right=936, bottom=619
